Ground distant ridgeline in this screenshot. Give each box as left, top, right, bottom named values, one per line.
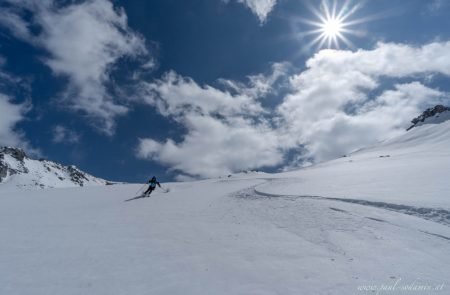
left=0, top=147, right=112, bottom=189
left=407, top=105, right=450, bottom=131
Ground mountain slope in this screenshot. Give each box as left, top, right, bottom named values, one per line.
left=259, top=118, right=450, bottom=208
left=0, top=180, right=449, bottom=295
left=0, top=147, right=109, bottom=190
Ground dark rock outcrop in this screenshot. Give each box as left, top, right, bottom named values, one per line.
left=407, top=105, right=450, bottom=131
left=0, top=147, right=28, bottom=182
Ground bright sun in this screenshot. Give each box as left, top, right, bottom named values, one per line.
left=322, top=18, right=343, bottom=38
left=297, top=0, right=369, bottom=50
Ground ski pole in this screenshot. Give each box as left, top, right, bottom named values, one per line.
left=159, top=185, right=170, bottom=193
left=135, top=183, right=147, bottom=196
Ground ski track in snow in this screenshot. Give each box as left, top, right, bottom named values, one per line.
left=253, top=184, right=450, bottom=227
left=227, top=182, right=450, bottom=289
left=234, top=183, right=450, bottom=243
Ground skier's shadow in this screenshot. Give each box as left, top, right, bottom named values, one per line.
left=124, top=195, right=148, bottom=202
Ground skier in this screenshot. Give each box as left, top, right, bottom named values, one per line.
left=143, top=176, right=161, bottom=197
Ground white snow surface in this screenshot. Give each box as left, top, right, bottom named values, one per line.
left=1, top=121, right=450, bottom=294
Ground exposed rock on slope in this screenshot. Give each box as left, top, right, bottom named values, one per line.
left=0, top=147, right=110, bottom=189
left=407, top=105, right=450, bottom=130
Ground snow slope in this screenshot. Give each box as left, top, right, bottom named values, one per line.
left=1, top=181, right=449, bottom=295
left=1, top=112, right=450, bottom=294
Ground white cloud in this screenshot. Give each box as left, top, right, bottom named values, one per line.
left=218, top=62, right=290, bottom=98
left=224, top=0, right=277, bottom=23
left=0, top=7, right=32, bottom=40
left=277, top=42, right=450, bottom=162
left=137, top=67, right=286, bottom=178
left=138, top=115, right=283, bottom=177
left=0, top=0, right=150, bottom=135
left=288, top=83, right=443, bottom=162
left=0, top=93, right=30, bottom=149
left=239, top=0, right=277, bottom=23
left=138, top=42, right=450, bottom=178
left=140, top=71, right=265, bottom=118
left=52, top=125, right=81, bottom=144
left=0, top=58, right=34, bottom=151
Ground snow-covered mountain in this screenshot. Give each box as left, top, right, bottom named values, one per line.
left=0, top=147, right=110, bottom=190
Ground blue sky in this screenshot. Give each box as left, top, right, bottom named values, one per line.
left=1, top=0, right=450, bottom=182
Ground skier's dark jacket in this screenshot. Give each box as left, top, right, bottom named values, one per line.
left=148, top=177, right=161, bottom=189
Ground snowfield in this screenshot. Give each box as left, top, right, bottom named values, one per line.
left=1, top=120, right=450, bottom=294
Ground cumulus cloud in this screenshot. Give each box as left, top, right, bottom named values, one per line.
left=137, top=68, right=285, bottom=178
left=224, top=0, right=278, bottom=23
left=0, top=0, right=150, bottom=135
left=285, top=83, right=443, bottom=162
left=138, top=42, right=450, bottom=179
left=278, top=42, right=450, bottom=162
left=138, top=115, right=283, bottom=177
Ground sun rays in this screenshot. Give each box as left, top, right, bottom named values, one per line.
left=296, top=0, right=370, bottom=50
